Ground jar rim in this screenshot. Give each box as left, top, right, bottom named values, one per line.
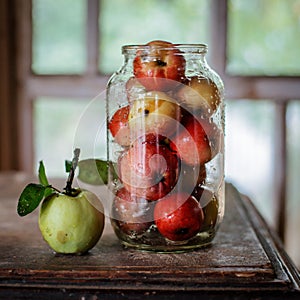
left=122, top=43, right=208, bottom=54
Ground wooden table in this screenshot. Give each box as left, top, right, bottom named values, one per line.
left=0, top=172, right=299, bottom=299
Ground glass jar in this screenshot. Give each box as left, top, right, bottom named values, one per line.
left=106, top=41, right=225, bottom=252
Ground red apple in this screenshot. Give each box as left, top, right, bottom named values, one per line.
left=108, top=105, right=131, bottom=146
left=133, top=40, right=186, bottom=91
left=111, top=187, right=153, bottom=235
left=176, top=76, right=221, bottom=115
left=119, top=134, right=179, bottom=201
left=154, top=193, right=204, bottom=241
left=170, top=112, right=212, bottom=166
left=128, top=91, right=181, bottom=140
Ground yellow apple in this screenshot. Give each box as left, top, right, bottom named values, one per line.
left=128, top=91, right=181, bottom=140
left=176, top=76, right=221, bottom=115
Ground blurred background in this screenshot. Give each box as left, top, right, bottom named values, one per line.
left=0, top=0, right=299, bottom=268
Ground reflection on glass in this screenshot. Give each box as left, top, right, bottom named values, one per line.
left=99, top=0, right=209, bottom=74
left=225, top=99, right=275, bottom=226
left=227, top=0, right=300, bottom=75
left=32, top=0, right=86, bottom=74
left=33, top=97, right=106, bottom=177
left=286, top=100, right=300, bottom=269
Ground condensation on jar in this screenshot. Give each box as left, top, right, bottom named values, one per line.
left=106, top=40, right=225, bottom=252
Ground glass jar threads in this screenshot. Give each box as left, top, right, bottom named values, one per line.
left=106, top=40, right=224, bottom=252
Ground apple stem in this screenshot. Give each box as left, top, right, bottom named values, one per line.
left=64, top=148, right=80, bottom=196
left=49, top=185, right=61, bottom=193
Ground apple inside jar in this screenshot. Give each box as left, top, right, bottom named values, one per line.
left=107, top=40, right=224, bottom=251
left=109, top=112, right=213, bottom=246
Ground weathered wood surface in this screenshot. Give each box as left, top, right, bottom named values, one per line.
left=0, top=172, right=299, bottom=299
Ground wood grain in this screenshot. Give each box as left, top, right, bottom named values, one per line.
left=0, top=173, right=299, bottom=299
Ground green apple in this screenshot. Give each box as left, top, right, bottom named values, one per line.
left=39, top=190, right=104, bottom=254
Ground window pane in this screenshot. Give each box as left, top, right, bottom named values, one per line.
left=33, top=97, right=106, bottom=177
left=32, top=0, right=86, bottom=74
left=286, top=100, right=300, bottom=269
left=99, top=0, right=209, bottom=74
left=227, top=0, right=300, bottom=76
left=225, top=99, right=275, bottom=226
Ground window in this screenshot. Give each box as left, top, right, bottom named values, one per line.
left=224, top=99, right=276, bottom=226
left=98, top=0, right=209, bottom=74
left=5, top=0, right=300, bottom=268
left=29, top=0, right=210, bottom=175
left=32, top=0, right=87, bottom=74
left=227, top=0, right=300, bottom=75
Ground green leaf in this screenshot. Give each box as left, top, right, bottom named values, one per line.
left=44, top=186, right=55, bottom=198
left=65, top=160, right=72, bottom=173
left=77, top=159, right=118, bottom=185
left=17, top=183, right=46, bottom=216
left=38, top=161, right=49, bottom=186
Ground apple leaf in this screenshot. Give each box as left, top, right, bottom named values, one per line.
left=19, top=161, right=57, bottom=216
left=38, top=161, right=49, bottom=186
left=17, top=150, right=81, bottom=217
left=44, top=187, right=55, bottom=198
left=77, top=159, right=118, bottom=185
left=17, top=183, right=47, bottom=216
left=65, top=160, right=72, bottom=173
left=109, top=161, right=118, bottom=182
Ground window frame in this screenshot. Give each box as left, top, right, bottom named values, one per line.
left=5, top=0, right=300, bottom=241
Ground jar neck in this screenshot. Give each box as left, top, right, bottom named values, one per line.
left=122, top=43, right=208, bottom=55
left=121, top=44, right=209, bottom=74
